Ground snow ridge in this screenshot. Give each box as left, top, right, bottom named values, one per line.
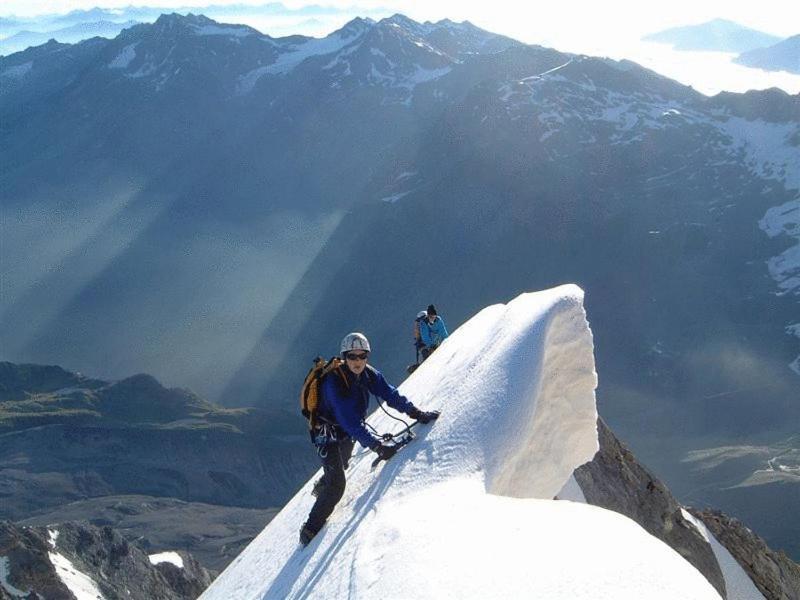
left=201, top=286, right=720, bottom=599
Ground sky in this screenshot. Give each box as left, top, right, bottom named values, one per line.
left=199, top=286, right=753, bottom=599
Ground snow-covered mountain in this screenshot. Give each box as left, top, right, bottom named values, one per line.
left=642, top=19, right=784, bottom=53
left=201, top=287, right=793, bottom=599
left=2, top=13, right=799, bottom=562
left=735, top=35, right=800, bottom=74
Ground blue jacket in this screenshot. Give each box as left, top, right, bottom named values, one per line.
left=420, top=315, right=449, bottom=347
left=320, top=364, right=416, bottom=449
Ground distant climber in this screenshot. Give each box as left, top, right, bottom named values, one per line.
left=419, top=304, right=449, bottom=360
left=299, top=332, right=439, bottom=546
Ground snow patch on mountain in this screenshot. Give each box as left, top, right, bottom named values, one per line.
left=267, top=32, right=359, bottom=75
left=681, top=509, right=764, bottom=599
left=202, top=286, right=722, bottom=599
left=498, top=62, right=706, bottom=146
left=108, top=42, right=137, bottom=69
left=149, top=552, right=184, bottom=569
left=381, top=191, right=411, bottom=203
left=236, top=65, right=271, bottom=95
left=404, top=64, right=451, bottom=87
left=236, top=30, right=361, bottom=93
left=759, top=195, right=800, bottom=297
left=721, top=118, right=800, bottom=193
left=49, top=550, right=106, bottom=600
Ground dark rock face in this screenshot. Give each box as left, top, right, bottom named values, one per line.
left=573, top=418, right=727, bottom=597
left=690, top=509, right=800, bottom=600
left=0, top=521, right=212, bottom=599
left=572, top=419, right=800, bottom=599
left=20, top=495, right=279, bottom=573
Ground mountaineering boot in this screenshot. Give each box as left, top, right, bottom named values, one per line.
left=311, top=477, right=324, bottom=497
left=299, top=522, right=320, bottom=546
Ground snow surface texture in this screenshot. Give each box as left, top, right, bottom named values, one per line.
left=682, top=509, right=764, bottom=600
left=202, top=285, right=721, bottom=600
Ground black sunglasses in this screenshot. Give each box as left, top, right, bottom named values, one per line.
left=345, top=352, right=369, bottom=361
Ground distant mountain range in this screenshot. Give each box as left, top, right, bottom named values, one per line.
left=642, top=18, right=784, bottom=52
left=735, top=34, right=800, bottom=74
left=0, top=2, right=391, bottom=55
left=1, top=13, right=799, bottom=562
left=0, top=19, right=139, bottom=55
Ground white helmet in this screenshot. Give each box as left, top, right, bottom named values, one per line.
left=416, top=310, right=427, bottom=319
left=341, top=332, right=371, bottom=354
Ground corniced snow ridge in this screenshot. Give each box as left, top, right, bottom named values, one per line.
left=201, top=285, right=722, bottom=600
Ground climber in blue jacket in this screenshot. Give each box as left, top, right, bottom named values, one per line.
left=419, top=304, right=449, bottom=360
left=300, top=332, right=439, bottom=546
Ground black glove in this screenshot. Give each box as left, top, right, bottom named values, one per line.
left=374, top=443, right=398, bottom=461
left=410, top=409, right=440, bottom=424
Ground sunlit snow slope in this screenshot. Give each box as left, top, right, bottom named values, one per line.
left=202, top=285, right=721, bottom=600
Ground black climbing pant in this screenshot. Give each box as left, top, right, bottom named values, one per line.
left=305, top=436, right=356, bottom=533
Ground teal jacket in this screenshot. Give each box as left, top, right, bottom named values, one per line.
left=420, top=315, right=449, bottom=347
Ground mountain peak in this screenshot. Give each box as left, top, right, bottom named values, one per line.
left=334, top=16, right=375, bottom=40
left=377, top=13, right=427, bottom=35
left=153, top=12, right=211, bottom=28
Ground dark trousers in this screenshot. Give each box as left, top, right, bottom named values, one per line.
left=305, top=437, right=355, bottom=532
left=420, top=344, right=437, bottom=361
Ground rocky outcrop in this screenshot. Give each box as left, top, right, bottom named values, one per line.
left=691, top=509, right=800, bottom=600
left=21, top=494, right=278, bottom=573
left=0, top=521, right=211, bottom=599
left=573, top=418, right=727, bottom=597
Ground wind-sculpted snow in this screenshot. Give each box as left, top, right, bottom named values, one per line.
left=201, top=286, right=721, bottom=600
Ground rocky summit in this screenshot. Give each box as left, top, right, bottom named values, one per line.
left=0, top=520, right=212, bottom=599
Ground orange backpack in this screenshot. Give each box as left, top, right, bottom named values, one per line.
left=300, top=356, right=347, bottom=430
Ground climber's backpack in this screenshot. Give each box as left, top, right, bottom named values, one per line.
left=300, top=356, right=348, bottom=431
